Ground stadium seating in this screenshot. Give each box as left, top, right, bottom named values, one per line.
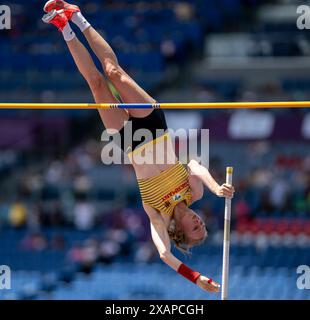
left=1, top=228, right=309, bottom=300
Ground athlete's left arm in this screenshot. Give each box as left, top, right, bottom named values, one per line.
left=188, top=159, right=235, bottom=198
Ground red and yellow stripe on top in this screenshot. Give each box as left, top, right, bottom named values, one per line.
left=138, top=161, right=192, bottom=216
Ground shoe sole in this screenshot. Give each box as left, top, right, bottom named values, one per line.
left=44, top=0, right=64, bottom=13
left=42, top=9, right=64, bottom=23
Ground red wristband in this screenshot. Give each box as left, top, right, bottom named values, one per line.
left=177, top=263, right=201, bottom=284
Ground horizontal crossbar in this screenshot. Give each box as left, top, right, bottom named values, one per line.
left=0, top=102, right=309, bottom=109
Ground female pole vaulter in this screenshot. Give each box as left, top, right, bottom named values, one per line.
left=42, top=0, right=235, bottom=293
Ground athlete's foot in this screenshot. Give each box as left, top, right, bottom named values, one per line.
left=42, top=9, right=69, bottom=32
left=43, top=0, right=80, bottom=20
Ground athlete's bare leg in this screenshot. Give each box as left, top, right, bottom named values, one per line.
left=66, top=37, right=129, bottom=131
left=82, top=27, right=156, bottom=118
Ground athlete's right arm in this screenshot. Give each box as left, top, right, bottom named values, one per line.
left=144, top=204, right=220, bottom=293
left=188, top=159, right=234, bottom=198
left=144, top=204, right=182, bottom=271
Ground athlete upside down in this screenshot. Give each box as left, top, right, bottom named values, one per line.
left=42, top=0, right=235, bottom=293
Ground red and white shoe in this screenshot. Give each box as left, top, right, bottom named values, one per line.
left=42, top=9, right=69, bottom=32
left=43, top=0, right=80, bottom=20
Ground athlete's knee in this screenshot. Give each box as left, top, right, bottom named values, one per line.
left=104, top=59, right=123, bottom=81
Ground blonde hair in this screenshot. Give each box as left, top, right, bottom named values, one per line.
left=168, top=218, right=207, bottom=255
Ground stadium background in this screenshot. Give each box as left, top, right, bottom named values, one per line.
left=0, top=0, right=309, bottom=300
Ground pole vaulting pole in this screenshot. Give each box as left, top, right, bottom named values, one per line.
left=221, top=167, right=233, bottom=300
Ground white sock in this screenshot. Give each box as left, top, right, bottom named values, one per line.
left=71, top=12, right=91, bottom=32
left=62, top=23, right=76, bottom=42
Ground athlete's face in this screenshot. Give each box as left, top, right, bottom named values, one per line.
left=180, top=209, right=207, bottom=243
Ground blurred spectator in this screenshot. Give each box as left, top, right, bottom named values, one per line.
left=73, top=175, right=93, bottom=198
left=9, top=202, right=27, bottom=228
left=174, top=2, right=195, bottom=22
left=98, top=240, right=121, bottom=265
left=235, top=197, right=251, bottom=223
left=73, top=201, right=96, bottom=231
left=134, top=242, right=157, bottom=263
left=68, top=239, right=99, bottom=274
left=269, top=177, right=290, bottom=211
left=21, top=232, right=48, bottom=251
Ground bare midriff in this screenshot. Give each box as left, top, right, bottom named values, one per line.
left=130, top=133, right=178, bottom=180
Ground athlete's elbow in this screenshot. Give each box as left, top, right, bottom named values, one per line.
left=159, top=250, right=170, bottom=262
left=194, top=188, right=204, bottom=201
left=188, top=159, right=198, bottom=168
